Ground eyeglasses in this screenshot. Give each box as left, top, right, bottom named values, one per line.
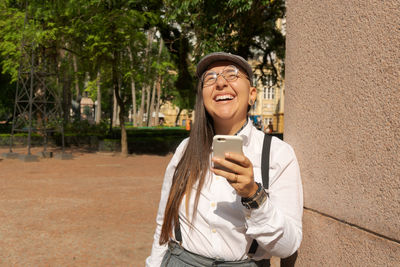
left=202, top=65, right=249, bottom=87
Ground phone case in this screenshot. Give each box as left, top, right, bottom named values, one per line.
left=212, top=135, right=243, bottom=172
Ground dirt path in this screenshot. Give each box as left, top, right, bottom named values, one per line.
left=0, top=147, right=172, bottom=267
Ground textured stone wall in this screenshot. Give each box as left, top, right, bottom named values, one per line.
left=284, top=1, right=400, bottom=265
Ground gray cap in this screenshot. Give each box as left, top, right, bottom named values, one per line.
left=196, top=52, right=253, bottom=84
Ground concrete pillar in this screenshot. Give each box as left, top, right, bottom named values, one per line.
left=284, top=1, right=400, bottom=265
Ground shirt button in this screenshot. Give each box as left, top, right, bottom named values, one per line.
left=246, top=215, right=251, bottom=219
left=211, top=202, right=216, bottom=208
left=212, top=229, right=217, bottom=233
left=215, top=176, right=220, bottom=181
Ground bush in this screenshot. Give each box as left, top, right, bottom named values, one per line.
left=0, top=125, right=190, bottom=155
left=64, top=120, right=108, bottom=136
left=0, top=123, right=12, bottom=134
left=0, top=133, right=45, bottom=146
left=98, top=139, right=121, bottom=152
left=99, top=128, right=190, bottom=155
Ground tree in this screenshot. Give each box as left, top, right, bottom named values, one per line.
left=162, top=0, right=286, bottom=90
left=80, top=1, right=165, bottom=154
left=0, top=62, right=15, bottom=122
left=157, top=21, right=196, bottom=112
left=0, top=0, right=286, bottom=153
left=0, top=0, right=25, bottom=82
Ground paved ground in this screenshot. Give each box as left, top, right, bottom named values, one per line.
left=0, top=146, right=172, bottom=267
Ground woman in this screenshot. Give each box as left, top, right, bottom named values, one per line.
left=146, top=52, right=303, bottom=267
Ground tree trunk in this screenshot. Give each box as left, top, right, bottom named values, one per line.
left=95, top=71, right=101, bottom=124
left=155, top=77, right=162, bottom=126
left=149, top=81, right=157, bottom=126
left=131, top=79, right=137, bottom=126
left=127, top=46, right=137, bottom=126
left=72, top=54, right=80, bottom=101
left=142, top=28, right=154, bottom=127
left=112, top=51, right=128, bottom=155
left=112, top=89, right=120, bottom=126
left=145, top=84, right=151, bottom=126
left=118, top=95, right=128, bottom=155
left=149, top=39, right=164, bottom=126
left=138, top=86, right=145, bottom=126
left=175, top=108, right=182, bottom=126
left=57, top=46, right=72, bottom=123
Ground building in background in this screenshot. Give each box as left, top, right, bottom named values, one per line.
left=249, top=57, right=285, bottom=134
left=80, top=95, right=94, bottom=122
left=159, top=101, right=192, bottom=127
left=249, top=18, right=285, bottom=134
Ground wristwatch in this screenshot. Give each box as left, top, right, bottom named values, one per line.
left=241, top=182, right=268, bottom=209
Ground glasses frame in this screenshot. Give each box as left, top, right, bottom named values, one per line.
left=202, top=65, right=249, bottom=87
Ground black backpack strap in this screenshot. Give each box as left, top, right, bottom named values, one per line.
left=248, top=134, right=272, bottom=256
left=261, top=134, right=272, bottom=189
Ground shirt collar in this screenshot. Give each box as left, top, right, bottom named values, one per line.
left=236, top=118, right=253, bottom=146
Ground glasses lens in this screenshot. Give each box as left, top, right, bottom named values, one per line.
left=223, top=66, right=238, bottom=81
left=203, top=72, right=217, bottom=86
left=202, top=66, right=239, bottom=86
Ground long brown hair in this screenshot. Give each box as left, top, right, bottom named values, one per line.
left=159, top=80, right=215, bottom=245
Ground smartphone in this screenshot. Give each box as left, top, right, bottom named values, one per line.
left=212, top=135, right=243, bottom=172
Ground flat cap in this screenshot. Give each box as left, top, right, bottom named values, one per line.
left=196, top=52, right=253, bottom=84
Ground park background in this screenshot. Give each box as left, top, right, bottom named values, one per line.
left=0, top=0, right=399, bottom=266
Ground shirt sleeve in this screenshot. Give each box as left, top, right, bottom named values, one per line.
left=244, top=138, right=303, bottom=259
left=145, top=138, right=188, bottom=267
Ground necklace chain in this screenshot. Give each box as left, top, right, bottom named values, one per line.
left=234, top=119, right=248, bottom=136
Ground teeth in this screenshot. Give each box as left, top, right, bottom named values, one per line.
left=215, top=94, right=234, bottom=101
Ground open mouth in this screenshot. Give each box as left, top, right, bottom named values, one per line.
left=214, top=94, right=235, bottom=102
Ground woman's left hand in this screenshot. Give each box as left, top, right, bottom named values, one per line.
left=211, top=152, right=258, bottom=198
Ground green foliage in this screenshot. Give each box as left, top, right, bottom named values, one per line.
left=0, top=0, right=285, bottom=132
left=164, top=0, right=286, bottom=83
left=84, top=77, right=99, bottom=100
left=0, top=1, right=25, bottom=80
left=64, top=119, right=108, bottom=136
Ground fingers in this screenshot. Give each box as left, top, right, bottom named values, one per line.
left=224, top=152, right=251, bottom=168
left=211, top=153, right=253, bottom=182
left=211, top=163, right=257, bottom=198
left=211, top=166, right=238, bottom=184
left=211, top=154, right=256, bottom=197
left=212, top=156, right=243, bottom=175
left=211, top=152, right=251, bottom=173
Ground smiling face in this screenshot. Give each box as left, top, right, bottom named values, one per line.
left=201, top=61, right=256, bottom=134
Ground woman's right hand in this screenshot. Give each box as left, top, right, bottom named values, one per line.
left=211, top=152, right=258, bottom=198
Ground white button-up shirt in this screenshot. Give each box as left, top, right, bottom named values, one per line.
left=146, top=121, right=303, bottom=266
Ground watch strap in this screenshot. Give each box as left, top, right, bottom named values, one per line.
left=241, top=182, right=267, bottom=209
